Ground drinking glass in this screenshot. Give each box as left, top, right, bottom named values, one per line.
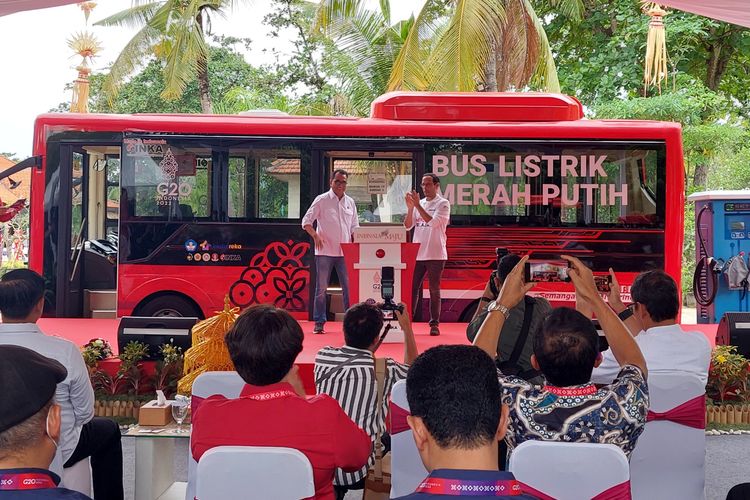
left=171, top=395, right=190, bottom=433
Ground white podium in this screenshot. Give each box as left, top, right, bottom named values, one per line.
left=341, top=226, right=420, bottom=343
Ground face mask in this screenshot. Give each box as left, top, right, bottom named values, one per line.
left=45, top=408, right=58, bottom=450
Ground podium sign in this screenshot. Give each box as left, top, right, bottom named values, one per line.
left=353, top=226, right=408, bottom=304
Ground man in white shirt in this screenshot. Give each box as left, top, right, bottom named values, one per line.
left=0, top=269, right=123, bottom=499
left=302, top=169, right=359, bottom=334
left=404, top=173, right=451, bottom=336
left=591, top=269, right=711, bottom=385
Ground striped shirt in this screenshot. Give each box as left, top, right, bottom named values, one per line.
left=315, top=345, right=409, bottom=486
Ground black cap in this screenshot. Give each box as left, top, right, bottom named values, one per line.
left=0, top=345, right=67, bottom=434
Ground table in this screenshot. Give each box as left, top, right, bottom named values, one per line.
left=125, top=424, right=190, bottom=500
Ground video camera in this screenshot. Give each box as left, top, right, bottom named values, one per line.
left=378, top=266, right=404, bottom=319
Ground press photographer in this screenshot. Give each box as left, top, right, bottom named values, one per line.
left=466, top=253, right=552, bottom=383
left=314, top=301, right=418, bottom=499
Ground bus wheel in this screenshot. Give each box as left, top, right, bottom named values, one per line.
left=135, top=294, right=203, bottom=319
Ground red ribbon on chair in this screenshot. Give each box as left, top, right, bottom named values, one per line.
left=518, top=481, right=631, bottom=500
left=389, top=402, right=411, bottom=434
left=191, top=395, right=205, bottom=417
left=646, top=394, right=706, bottom=429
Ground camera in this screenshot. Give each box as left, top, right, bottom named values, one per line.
left=524, top=261, right=571, bottom=283
left=378, top=266, right=404, bottom=318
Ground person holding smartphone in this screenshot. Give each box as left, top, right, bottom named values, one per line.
left=467, top=253, right=552, bottom=383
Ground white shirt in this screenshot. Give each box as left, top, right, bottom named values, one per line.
left=591, top=323, right=711, bottom=385
left=407, top=195, right=450, bottom=261
left=0, top=323, right=95, bottom=474
left=301, top=189, right=359, bottom=257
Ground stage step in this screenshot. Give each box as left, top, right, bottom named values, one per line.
left=84, top=289, right=116, bottom=318
left=91, top=309, right=117, bottom=319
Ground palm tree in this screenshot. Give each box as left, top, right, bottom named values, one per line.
left=317, top=0, right=583, bottom=100
left=95, top=1, right=241, bottom=113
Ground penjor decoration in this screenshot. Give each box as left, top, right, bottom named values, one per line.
left=177, top=297, right=240, bottom=395
left=642, top=2, right=669, bottom=95
left=68, top=2, right=102, bottom=113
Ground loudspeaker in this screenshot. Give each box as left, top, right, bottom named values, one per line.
left=716, top=312, right=750, bottom=358
left=117, top=316, right=197, bottom=360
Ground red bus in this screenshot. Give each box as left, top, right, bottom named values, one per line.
left=5, top=92, right=683, bottom=320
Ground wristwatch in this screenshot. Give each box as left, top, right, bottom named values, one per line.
left=617, top=306, right=633, bottom=321
left=487, top=300, right=511, bottom=320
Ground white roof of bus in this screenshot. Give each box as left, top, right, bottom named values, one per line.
left=688, top=190, right=750, bottom=201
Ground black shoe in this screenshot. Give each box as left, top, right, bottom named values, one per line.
left=429, top=325, right=440, bottom=336
left=313, top=322, right=325, bottom=334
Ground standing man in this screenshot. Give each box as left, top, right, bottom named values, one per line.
left=302, top=169, right=359, bottom=334
left=405, top=173, right=450, bottom=336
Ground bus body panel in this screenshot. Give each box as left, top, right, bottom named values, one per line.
left=28, top=95, right=684, bottom=319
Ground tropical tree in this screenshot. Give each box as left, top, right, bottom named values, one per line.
left=316, top=0, right=576, bottom=110
left=95, top=0, right=243, bottom=113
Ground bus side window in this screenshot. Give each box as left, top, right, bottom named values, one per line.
left=229, top=147, right=301, bottom=220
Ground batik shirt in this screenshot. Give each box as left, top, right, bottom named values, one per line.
left=500, top=365, right=649, bottom=457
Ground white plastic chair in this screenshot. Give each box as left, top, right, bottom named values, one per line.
left=389, top=379, right=428, bottom=499
left=186, top=371, right=246, bottom=500
left=196, top=446, right=315, bottom=500
left=61, top=457, right=92, bottom=497
left=630, top=372, right=706, bottom=500
left=509, top=441, right=630, bottom=500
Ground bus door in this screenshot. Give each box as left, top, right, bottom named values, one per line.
left=56, top=143, right=120, bottom=317
left=312, top=147, right=419, bottom=316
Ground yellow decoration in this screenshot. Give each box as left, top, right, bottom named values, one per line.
left=643, top=2, right=669, bottom=95
left=78, top=2, right=97, bottom=23
left=68, top=31, right=102, bottom=114
left=177, top=297, right=240, bottom=395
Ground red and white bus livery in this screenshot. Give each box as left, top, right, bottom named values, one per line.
left=9, top=92, right=683, bottom=320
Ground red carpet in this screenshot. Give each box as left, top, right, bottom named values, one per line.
left=37, top=317, right=719, bottom=394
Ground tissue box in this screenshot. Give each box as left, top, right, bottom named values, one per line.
left=138, top=400, right=173, bottom=426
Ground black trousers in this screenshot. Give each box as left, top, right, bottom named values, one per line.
left=727, top=484, right=750, bottom=500
left=64, top=416, right=124, bottom=500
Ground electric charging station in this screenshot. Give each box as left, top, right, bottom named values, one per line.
left=689, top=190, right=750, bottom=323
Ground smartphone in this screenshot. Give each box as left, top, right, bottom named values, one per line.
left=594, top=275, right=612, bottom=293
left=524, top=261, right=570, bottom=283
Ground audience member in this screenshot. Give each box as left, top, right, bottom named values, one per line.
left=315, top=302, right=418, bottom=499
left=393, top=345, right=537, bottom=499
left=473, top=255, right=649, bottom=457
left=0, top=345, right=91, bottom=499
left=191, top=304, right=371, bottom=500
left=467, top=254, right=552, bottom=383
left=0, top=269, right=123, bottom=499
left=591, top=269, right=710, bottom=385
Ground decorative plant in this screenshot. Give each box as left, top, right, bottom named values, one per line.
left=118, top=341, right=150, bottom=396
left=81, top=338, right=113, bottom=368
left=92, top=370, right=128, bottom=396
left=155, top=343, right=184, bottom=399
left=707, top=345, right=750, bottom=404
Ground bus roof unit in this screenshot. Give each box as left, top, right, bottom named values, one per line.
left=370, top=92, right=584, bottom=122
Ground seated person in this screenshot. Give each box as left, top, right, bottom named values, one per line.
left=0, top=345, right=91, bottom=499
left=191, top=304, right=371, bottom=500
left=315, top=302, right=418, bottom=499
left=0, top=269, right=122, bottom=499
left=591, top=269, right=710, bottom=385
left=394, top=345, right=538, bottom=499
left=473, top=255, right=649, bottom=457
left=467, top=253, right=552, bottom=383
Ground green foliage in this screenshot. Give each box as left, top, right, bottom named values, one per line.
left=535, top=0, right=750, bottom=109
left=119, top=340, right=149, bottom=372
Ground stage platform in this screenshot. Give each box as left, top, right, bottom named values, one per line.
left=36, top=318, right=720, bottom=394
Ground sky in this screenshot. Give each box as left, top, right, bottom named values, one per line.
left=0, top=0, right=426, bottom=158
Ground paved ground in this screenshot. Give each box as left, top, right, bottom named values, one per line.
left=121, top=434, right=749, bottom=500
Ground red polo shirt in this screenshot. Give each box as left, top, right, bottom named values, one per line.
left=191, top=382, right=371, bottom=499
